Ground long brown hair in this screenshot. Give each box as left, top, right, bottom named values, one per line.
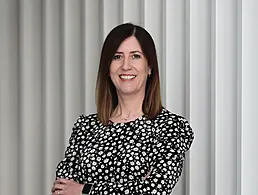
left=96, top=23, right=162, bottom=125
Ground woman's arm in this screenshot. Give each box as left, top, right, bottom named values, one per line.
left=83, top=116, right=194, bottom=195
left=55, top=115, right=85, bottom=184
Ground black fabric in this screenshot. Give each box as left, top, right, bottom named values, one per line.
left=56, top=108, right=194, bottom=194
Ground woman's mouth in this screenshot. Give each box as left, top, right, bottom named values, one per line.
left=119, top=75, right=136, bottom=80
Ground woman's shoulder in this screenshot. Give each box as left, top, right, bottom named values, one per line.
left=154, top=107, right=193, bottom=136
left=155, top=107, right=190, bottom=125
left=79, top=113, right=98, bottom=121
left=156, top=107, right=194, bottom=152
left=72, top=113, right=99, bottom=131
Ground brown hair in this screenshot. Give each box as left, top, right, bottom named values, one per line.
left=96, top=23, right=162, bottom=125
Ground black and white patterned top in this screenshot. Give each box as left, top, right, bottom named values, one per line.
left=56, top=108, right=194, bottom=194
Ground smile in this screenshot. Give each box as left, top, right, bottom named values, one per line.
left=119, top=75, right=136, bottom=80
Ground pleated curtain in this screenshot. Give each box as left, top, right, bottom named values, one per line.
left=0, top=0, right=257, bottom=195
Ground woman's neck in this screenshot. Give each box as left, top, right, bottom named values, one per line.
left=111, top=93, right=145, bottom=122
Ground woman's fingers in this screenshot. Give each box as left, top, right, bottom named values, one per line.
left=51, top=185, right=55, bottom=193
left=51, top=182, right=66, bottom=193
left=51, top=179, right=83, bottom=195
left=55, top=178, right=68, bottom=184
left=54, top=183, right=65, bottom=190
left=51, top=179, right=77, bottom=195
left=51, top=179, right=65, bottom=193
left=52, top=190, right=63, bottom=195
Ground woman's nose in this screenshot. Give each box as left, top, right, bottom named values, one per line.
left=121, top=57, right=132, bottom=70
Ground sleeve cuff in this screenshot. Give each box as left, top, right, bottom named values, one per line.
left=82, top=183, right=93, bottom=194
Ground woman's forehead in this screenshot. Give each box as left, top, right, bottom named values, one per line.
left=116, top=36, right=142, bottom=53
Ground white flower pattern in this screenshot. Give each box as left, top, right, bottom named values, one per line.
left=56, top=108, right=194, bottom=194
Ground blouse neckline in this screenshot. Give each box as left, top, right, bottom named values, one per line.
left=108, top=114, right=146, bottom=126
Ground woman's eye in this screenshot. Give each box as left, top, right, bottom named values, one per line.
left=132, top=54, right=141, bottom=59
left=113, top=54, right=121, bottom=60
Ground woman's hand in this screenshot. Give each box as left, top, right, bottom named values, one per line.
left=51, top=179, right=84, bottom=195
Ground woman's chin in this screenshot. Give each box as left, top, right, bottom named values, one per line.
left=117, top=88, right=138, bottom=95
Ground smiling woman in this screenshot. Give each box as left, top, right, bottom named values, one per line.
left=96, top=23, right=162, bottom=125
left=52, top=23, right=194, bottom=195
left=109, top=36, right=151, bottom=102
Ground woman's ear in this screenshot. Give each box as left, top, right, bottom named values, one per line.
left=148, top=68, right=151, bottom=76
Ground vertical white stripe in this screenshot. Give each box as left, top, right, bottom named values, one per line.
left=143, top=0, right=164, bottom=101
left=122, top=0, right=141, bottom=25
left=0, top=0, right=19, bottom=194
left=215, top=0, right=238, bottom=194
left=63, top=0, right=84, bottom=144
left=164, top=0, right=187, bottom=115
left=143, top=0, right=163, bottom=64
left=236, top=0, right=242, bottom=195
left=185, top=1, right=191, bottom=194
left=19, top=0, right=44, bottom=194
left=1, top=1, right=258, bottom=195
left=102, top=0, right=121, bottom=39
left=44, top=0, right=63, bottom=193
left=83, top=0, right=101, bottom=114
left=188, top=0, right=212, bottom=195
left=241, top=0, right=258, bottom=194
left=164, top=0, right=187, bottom=194
left=210, top=0, right=216, bottom=194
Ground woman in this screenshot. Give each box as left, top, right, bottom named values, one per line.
left=51, top=23, right=194, bottom=195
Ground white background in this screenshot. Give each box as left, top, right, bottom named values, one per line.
left=0, top=0, right=257, bottom=195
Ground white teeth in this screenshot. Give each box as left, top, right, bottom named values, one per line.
left=119, top=75, right=136, bottom=80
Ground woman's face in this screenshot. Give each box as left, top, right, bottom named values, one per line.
left=109, top=36, right=151, bottom=96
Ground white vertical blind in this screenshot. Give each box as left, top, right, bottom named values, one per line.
left=102, top=0, right=121, bottom=38
left=164, top=1, right=188, bottom=195
left=83, top=0, right=101, bottom=113
left=0, top=0, right=19, bottom=195
left=44, top=0, right=64, bottom=193
left=214, top=0, right=238, bottom=194
left=19, top=0, right=44, bottom=195
left=122, top=0, right=142, bottom=25
left=164, top=0, right=186, bottom=114
left=188, top=0, right=212, bottom=195
left=0, top=0, right=257, bottom=195
left=241, top=0, right=258, bottom=194
left=143, top=0, right=164, bottom=98
left=63, top=0, right=84, bottom=143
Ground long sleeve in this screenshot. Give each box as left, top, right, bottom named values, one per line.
left=55, top=115, right=85, bottom=184
left=87, top=116, right=194, bottom=195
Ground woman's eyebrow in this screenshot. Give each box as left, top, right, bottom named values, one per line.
left=130, top=50, right=143, bottom=54
left=115, top=51, right=143, bottom=54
